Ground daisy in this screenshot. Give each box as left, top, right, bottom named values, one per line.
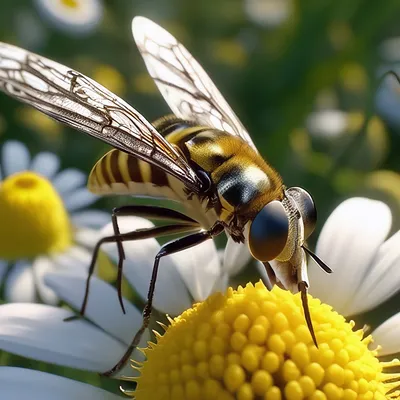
left=306, top=109, right=348, bottom=138
left=0, top=215, right=250, bottom=378
left=308, top=197, right=400, bottom=355
left=0, top=140, right=109, bottom=304
left=244, top=0, right=293, bottom=28
left=0, top=199, right=400, bottom=398
left=2, top=281, right=400, bottom=398
left=34, top=0, right=103, bottom=36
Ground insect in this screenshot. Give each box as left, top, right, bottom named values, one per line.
left=0, top=16, right=331, bottom=376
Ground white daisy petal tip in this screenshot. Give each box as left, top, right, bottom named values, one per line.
left=30, top=152, right=60, bottom=178
left=371, top=313, right=400, bottom=356
left=63, top=188, right=99, bottom=212
left=1, top=140, right=31, bottom=176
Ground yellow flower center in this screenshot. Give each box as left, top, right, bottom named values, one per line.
left=132, top=282, right=400, bottom=400
left=0, top=171, right=72, bottom=260
left=61, top=0, right=79, bottom=9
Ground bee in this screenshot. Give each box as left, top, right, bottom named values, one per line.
left=0, top=16, right=331, bottom=375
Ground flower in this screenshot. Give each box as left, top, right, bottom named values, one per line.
left=308, top=197, right=400, bottom=355
left=34, top=0, right=103, bottom=36
left=133, top=283, right=400, bottom=399
left=0, top=214, right=248, bottom=376
left=0, top=201, right=400, bottom=398
left=306, top=109, right=348, bottom=138
left=244, top=0, right=293, bottom=28
left=0, top=140, right=109, bottom=304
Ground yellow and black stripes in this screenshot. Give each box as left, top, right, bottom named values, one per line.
left=88, top=149, right=180, bottom=201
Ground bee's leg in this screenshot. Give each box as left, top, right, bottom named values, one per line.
left=102, top=222, right=225, bottom=377
left=111, top=209, right=126, bottom=314
left=261, top=261, right=277, bottom=290
left=298, top=281, right=318, bottom=348
left=110, top=205, right=198, bottom=314
left=64, top=222, right=200, bottom=322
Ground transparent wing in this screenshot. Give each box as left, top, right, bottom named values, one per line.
left=132, top=17, right=257, bottom=152
left=0, top=42, right=203, bottom=193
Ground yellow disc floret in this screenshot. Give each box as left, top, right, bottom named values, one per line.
left=61, top=0, right=79, bottom=9
left=132, top=282, right=400, bottom=400
left=0, top=171, right=72, bottom=259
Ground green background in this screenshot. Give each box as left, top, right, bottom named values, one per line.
left=0, top=0, right=399, bottom=391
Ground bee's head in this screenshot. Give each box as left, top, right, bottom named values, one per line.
left=247, top=187, right=317, bottom=262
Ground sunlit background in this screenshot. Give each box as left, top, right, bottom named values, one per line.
left=0, top=0, right=400, bottom=388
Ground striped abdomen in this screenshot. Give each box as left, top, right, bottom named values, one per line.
left=87, top=122, right=218, bottom=228
left=88, top=148, right=186, bottom=202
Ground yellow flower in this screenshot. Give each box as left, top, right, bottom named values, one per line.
left=0, top=140, right=109, bottom=304
left=131, top=282, right=400, bottom=400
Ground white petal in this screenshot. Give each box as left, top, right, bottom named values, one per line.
left=74, top=228, right=102, bottom=248
left=44, top=272, right=149, bottom=348
left=371, top=313, right=400, bottom=356
left=223, top=238, right=252, bottom=276
left=0, top=303, right=131, bottom=375
left=169, top=238, right=221, bottom=301
left=211, top=272, right=229, bottom=293
left=2, top=141, right=30, bottom=176
left=52, top=168, right=86, bottom=195
left=102, top=217, right=192, bottom=315
left=30, top=152, right=60, bottom=178
left=346, top=231, right=400, bottom=314
left=32, top=257, right=59, bottom=305
left=0, top=367, right=123, bottom=399
left=50, top=245, right=92, bottom=273
left=5, top=262, right=37, bottom=303
left=309, top=198, right=392, bottom=316
left=71, top=210, right=110, bottom=228
left=63, top=188, right=98, bottom=211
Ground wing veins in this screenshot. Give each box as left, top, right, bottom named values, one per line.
left=0, top=42, right=203, bottom=193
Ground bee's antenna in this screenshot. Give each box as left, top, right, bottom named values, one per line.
left=298, top=281, right=318, bottom=348
left=302, top=245, right=332, bottom=274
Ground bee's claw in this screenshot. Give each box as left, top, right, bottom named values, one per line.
left=299, top=281, right=318, bottom=348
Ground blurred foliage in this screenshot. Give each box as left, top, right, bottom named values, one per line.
left=0, top=0, right=400, bottom=389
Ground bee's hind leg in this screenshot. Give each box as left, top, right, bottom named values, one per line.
left=64, top=205, right=200, bottom=322
left=102, top=222, right=224, bottom=377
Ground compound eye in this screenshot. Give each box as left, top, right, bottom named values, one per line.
left=286, top=187, right=317, bottom=239
left=248, top=201, right=289, bottom=262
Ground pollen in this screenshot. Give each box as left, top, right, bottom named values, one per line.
left=132, top=282, right=400, bottom=400
left=0, top=171, right=72, bottom=259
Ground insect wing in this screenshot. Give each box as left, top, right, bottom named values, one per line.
left=132, top=17, right=257, bottom=152
left=0, top=42, right=202, bottom=193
